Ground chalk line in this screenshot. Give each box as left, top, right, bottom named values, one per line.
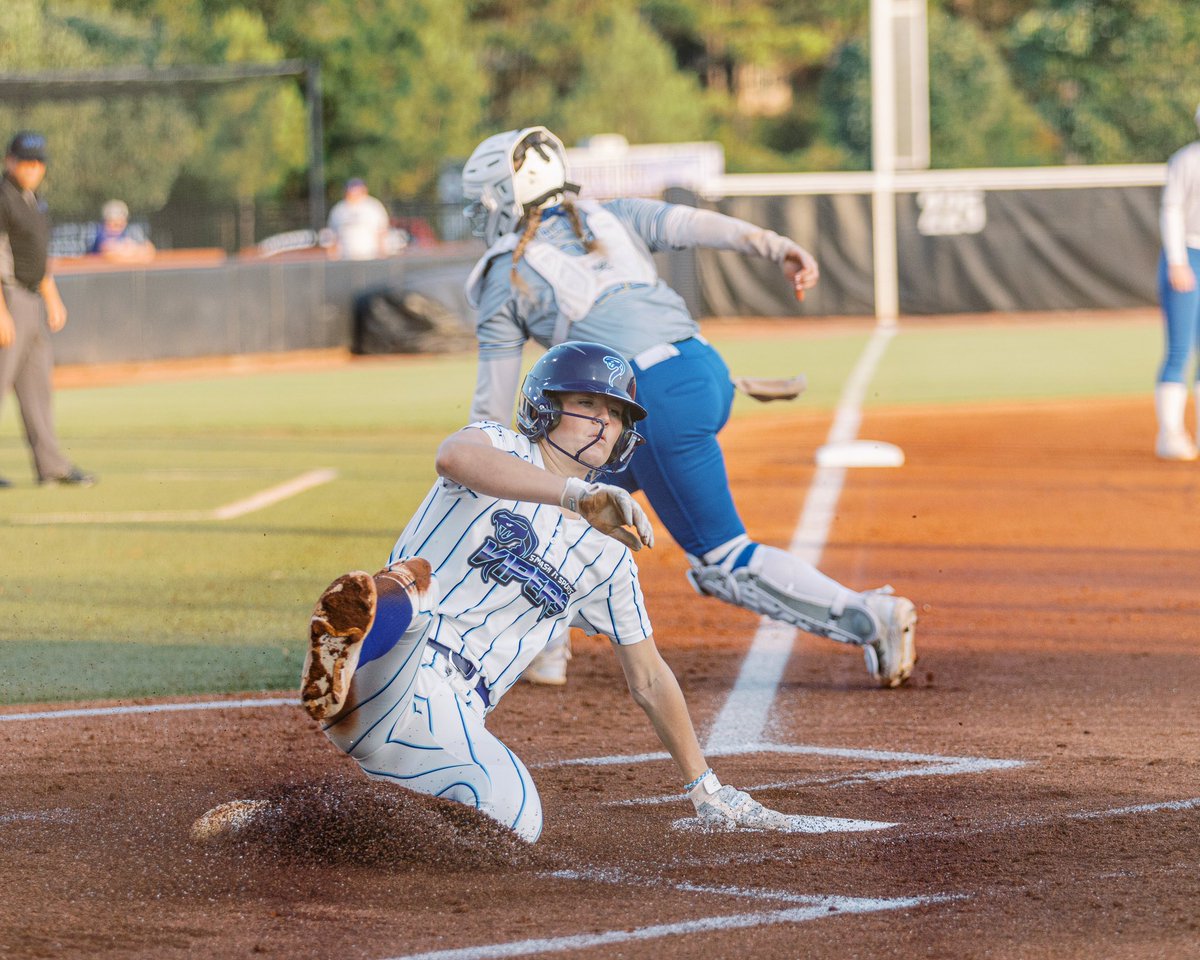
left=379, top=896, right=938, bottom=960
left=0, top=697, right=298, bottom=723
left=8, top=468, right=337, bottom=525
left=705, top=325, right=898, bottom=753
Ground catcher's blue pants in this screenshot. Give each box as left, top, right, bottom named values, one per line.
left=1157, top=247, right=1200, bottom=383
left=609, top=336, right=746, bottom=558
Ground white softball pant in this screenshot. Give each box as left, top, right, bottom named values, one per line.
left=320, top=625, right=543, bottom=843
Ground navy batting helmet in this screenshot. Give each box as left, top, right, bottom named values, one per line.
left=517, top=341, right=646, bottom=475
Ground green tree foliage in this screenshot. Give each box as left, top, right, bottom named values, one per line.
left=929, top=10, right=1061, bottom=166
left=168, top=8, right=307, bottom=203
left=14, top=0, right=1200, bottom=215
left=269, top=0, right=487, bottom=198
left=820, top=6, right=1059, bottom=169
left=0, top=0, right=196, bottom=215
left=1005, top=0, right=1200, bottom=163
left=555, top=4, right=709, bottom=145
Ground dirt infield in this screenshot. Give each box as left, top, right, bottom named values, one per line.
left=3, top=393, right=1199, bottom=959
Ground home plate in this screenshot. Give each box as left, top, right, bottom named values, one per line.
left=815, top=440, right=905, bottom=468
left=672, top=814, right=897, bottom=834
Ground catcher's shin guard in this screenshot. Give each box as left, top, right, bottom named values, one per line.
left=685, top=543, right=875, bottom=646
left=686, top=543, right=917, bottom=687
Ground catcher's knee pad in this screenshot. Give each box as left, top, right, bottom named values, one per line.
left=686, top=544, right=877, bottom=646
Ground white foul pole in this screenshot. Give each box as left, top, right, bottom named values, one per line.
left=870, top=0, right=930, bottom=324
left=871, top=0, right=900, bottom=324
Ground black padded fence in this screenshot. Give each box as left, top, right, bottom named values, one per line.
left=49, top=180, right=1166, bottom=367
left=52, top=251, right=481, bottom=365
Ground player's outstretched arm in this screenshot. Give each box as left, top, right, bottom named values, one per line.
left=614, top=636, right=797, bottom=831
left=613, top=635, right=708, bottom=781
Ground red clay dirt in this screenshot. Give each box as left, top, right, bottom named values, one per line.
left=3, top=392, right=1199, bottom=959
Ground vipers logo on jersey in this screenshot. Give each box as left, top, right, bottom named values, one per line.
left=468, top=511, right=575, bottom=620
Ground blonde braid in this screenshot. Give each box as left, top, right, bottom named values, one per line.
left=562, top=198, right=603, bottom=255
left=509, top=210, right=545, bottom=293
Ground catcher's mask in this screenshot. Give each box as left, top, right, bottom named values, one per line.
left=517, top=341, right=647, bottom=480
left=461, top=126, right=580, bottom=246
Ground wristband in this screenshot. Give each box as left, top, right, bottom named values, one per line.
left=560, top=476, right=590, bottom=513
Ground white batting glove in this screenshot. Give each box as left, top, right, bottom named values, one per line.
left=561, top=477, right=654, bottom=551
left=686, top=770, right=794, bottom=830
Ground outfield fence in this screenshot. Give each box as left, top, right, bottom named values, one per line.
left=49, top=163, right=1168, bottom=365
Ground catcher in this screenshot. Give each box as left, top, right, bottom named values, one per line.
left=461, top=126, right=916, bottom=688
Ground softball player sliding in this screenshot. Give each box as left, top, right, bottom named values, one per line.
left=460, top=127, right=916, bottom=689
left=295, top=341, right=796, bottom=842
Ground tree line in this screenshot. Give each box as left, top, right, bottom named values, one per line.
left=2, top=0, right=1198, bottom=217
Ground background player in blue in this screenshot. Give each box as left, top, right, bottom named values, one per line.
left=461, top=126, right=916, bottom=689
left=283, top=341, right=799, bottom=842
left=1154, top=102, right=1200, bottom=461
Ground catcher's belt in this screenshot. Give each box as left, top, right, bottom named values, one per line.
left=631, top=335, right=708, bottom=371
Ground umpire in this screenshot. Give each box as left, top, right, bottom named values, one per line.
left=0, top=131, right=94, bottom=488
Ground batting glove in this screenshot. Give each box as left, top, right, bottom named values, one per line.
left=561, top=477, right=654, bottom=551
left=686, top=770, right=793, bottom=830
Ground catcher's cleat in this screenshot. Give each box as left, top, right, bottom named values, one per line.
left=191, top=799, right=272, bottom=841
left=862, top=589, right=917, bottom=688
left=523, top=635, right=571, bottom=686
left=301, top=559, right=434, bottom=721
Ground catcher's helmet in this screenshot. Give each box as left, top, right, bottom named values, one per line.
left=462, top=126, right=577, bottom=246
left=518, top=341, right=647, bottom=476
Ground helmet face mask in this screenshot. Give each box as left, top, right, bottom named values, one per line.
left=517, top=341, right=647, bottom=480
left=461, top=126, right=571, bottom=245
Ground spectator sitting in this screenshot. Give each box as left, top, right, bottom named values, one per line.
left=327, top=177, right=390, bottom=260
left=88, top=199, right=155, bottom=264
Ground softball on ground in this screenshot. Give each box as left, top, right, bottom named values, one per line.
left=190, top=798, right=270, bottom=841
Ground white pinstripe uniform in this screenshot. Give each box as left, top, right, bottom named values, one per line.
left=320, top=421, right=651, bottom=842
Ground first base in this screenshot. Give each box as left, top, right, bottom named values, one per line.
left=815, top=440, right=905, bottom=468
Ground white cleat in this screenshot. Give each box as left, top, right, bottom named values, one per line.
left=523, top=636, right=571, bottom=686
left=862, top=589, right=917, bottom=688
left=1155, top=431, right=1199, bottom=461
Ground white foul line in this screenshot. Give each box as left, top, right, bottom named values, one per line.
left=706, top=325, right=898, bottom=752
left=0, top=697, right=298, bottom=723
left=379, top=897, right=937, bottom=960
left=8, top=468, right=338, bottom=525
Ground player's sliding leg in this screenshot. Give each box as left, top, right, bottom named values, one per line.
left=306, top=560, right=542, bottom=840
left=301, top=558, right=435, bottom=721
left=686, top=536, right=917, bottom=688
left=355, top=679, right=544, bottom=842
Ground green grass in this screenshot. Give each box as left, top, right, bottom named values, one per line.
left=0, top=316, right=1162, bottom=704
